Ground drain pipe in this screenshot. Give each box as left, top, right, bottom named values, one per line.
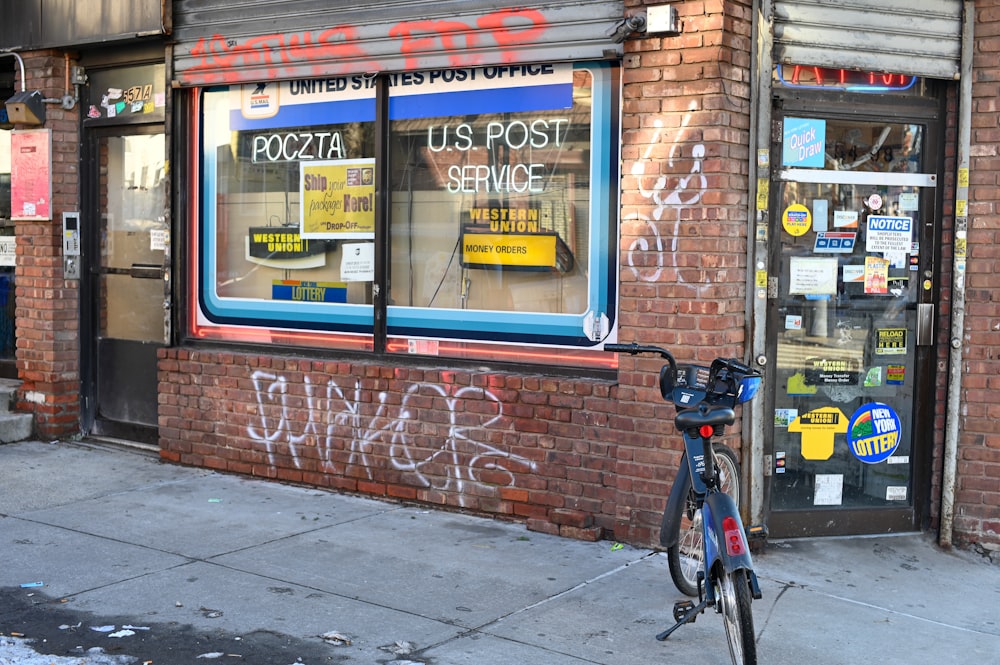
left=939, top=0, right=975, bottom=549
left=746, top=0, right=774, bottom=528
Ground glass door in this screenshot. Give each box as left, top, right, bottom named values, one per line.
left=83, top=127, right=168, bottom=442
left=766, top=116, right=938, bottom=536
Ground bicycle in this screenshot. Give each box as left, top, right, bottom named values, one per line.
left=606, top=342, right=765, bottom=665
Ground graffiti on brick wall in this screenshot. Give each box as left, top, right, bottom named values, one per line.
left=182, top=9, right=549, bottom=85
left=625, top=111, right=707, bottom=283
left=247, top=370, right=537, bottom=506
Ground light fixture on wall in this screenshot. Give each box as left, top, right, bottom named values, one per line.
left=6, top=89, right=46, bottom=125
left=1, top=51, right=46, bottom=126
left=609, top=4, right=681, bottom=43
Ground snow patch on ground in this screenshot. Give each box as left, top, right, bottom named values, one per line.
left=0, top=636, right=136, bottom=664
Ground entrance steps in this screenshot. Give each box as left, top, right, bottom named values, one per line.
left=0, top=379, right=33, bottom=443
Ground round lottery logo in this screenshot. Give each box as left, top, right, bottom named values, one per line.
left=782, top=204, right=811, bottom=236
left=846, top=402, right=901, bottom=464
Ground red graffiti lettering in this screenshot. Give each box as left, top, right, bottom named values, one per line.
left=390, top=20, right=482, bottom=70
left=181, top=8, right=551, bottom=85
left=477, top=9, right=547, bottom=50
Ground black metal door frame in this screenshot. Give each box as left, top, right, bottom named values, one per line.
left=80, top=123, right=166, bottom=444
left=762, top=87, right=946, bottom=537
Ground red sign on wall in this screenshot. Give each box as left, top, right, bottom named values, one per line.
left=11, top=129, right=52, bottom=221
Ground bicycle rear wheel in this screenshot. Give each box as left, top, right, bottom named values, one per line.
left=666, top=444, right=741, bottom=597
left=717, top=568, right=757, bottom=665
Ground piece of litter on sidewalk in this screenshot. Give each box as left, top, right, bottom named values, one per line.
left=196, top=652, right=225, bottom=659
left=19, top=581, right=44, bottom=588
left=91, top=625, right=116, bottom=633
left=320, top=630, right=352, bottom=646
left=208, top=498, right=222, bottom=503
left=379, top=640, right=416, bottom=656
left=123, top=625, right=150, bottom=631
left=108, top=629, right=136, bottom=638
left=610, top=542, right=624, bottom=551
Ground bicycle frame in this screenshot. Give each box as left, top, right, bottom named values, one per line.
left=662, top=430, right=759, bottom=597
left=604, top=342, right=762, bottom=663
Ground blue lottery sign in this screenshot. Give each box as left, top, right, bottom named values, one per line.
left=783, top=117, right=826, bottom=168
left=847, top=402, right=901, bottom=464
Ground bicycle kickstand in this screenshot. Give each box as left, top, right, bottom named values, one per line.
left=656, top=598, right=709, bottom=641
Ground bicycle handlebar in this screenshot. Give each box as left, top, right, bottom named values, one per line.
left=604, top=342, right=675, bottom=362
left=605, top=343, right=760, bottom=406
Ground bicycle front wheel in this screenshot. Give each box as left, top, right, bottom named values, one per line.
left=717, top=568, right=757, bottom=665
left=666, top=444, right=741, bottom=597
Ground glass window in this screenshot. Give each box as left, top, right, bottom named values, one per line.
left=193, top=62, right=619, bottom=365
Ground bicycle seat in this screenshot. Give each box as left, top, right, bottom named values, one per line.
left=675, top=404, right=736, bottom=429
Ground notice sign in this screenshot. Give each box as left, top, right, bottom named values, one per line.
left=0, top=238, right=14, bottom=267
left=11, top=129, right=52, bottom=220
left=300, top=158, right=375, bottom=239
left=789, top=256, right=838, bottom=295
left=782, top=117, right=826, bottom=168
left=866, top=215, right=912, bottom=254
left=340, top=242, right=375, bottom=282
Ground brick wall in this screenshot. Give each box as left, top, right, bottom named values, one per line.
left=13, top=51, right=81, bottom=438
left=158, top=349, right=622, bottom=541
left=159, top=0, right=753, bottom=545
left=955, top=0, right=1000, bottom=550
left=614, top=0, right=752, bottom=543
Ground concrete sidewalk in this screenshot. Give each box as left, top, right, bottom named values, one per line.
left=1, top=439, right=998, bottom=664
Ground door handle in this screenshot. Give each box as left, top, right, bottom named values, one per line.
left=916, top=303, right=934, bottom=346
left=129, top=264, right=164, bottom=279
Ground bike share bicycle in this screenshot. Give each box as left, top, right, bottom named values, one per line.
left=606, top=343, right=765, bottom=665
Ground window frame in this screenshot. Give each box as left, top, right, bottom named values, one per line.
left=188, top=60, right=621, bottom=368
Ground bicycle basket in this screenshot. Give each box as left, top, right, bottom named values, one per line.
left=661, top=364, right=712, bottom=406
left=707, top=358, right=762, bottom=406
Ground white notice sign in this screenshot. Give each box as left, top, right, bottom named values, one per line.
left=814, top=473, right=844, bottom=506
left=340, top=242, right=375, bottom=282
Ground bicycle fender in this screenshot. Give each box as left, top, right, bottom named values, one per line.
left=703, top=491, right=755, bottom=572
left=659, top=456, right=691, bottom=549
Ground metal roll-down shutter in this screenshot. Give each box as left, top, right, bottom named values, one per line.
left=173, top=0, right=625, bottom=87
left=773, top=0, right=963, bottom=80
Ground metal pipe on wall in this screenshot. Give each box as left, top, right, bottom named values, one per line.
left=939, top=0, right=975, bottom=549
left=747, top=0, right=774, bottom=528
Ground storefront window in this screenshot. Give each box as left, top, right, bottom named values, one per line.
left=194, top=61, right=619, bottom=364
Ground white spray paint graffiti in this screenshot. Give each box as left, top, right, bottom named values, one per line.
left=248, top=370, right=537, bottom=505
left=626, top=111, right=707, bottom=284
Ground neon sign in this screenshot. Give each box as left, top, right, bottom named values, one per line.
left=776, top=64, right=918, bottom=93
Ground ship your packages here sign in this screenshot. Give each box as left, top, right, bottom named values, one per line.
left=300, top=158, right=375, bottom=239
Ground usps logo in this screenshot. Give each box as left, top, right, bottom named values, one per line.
left=814, top=231, right=857, bottom=254
left=241, top=82, right=280, bottom=119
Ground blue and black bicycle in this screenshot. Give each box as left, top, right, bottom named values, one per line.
left=606, top=343, right=764, bottom=665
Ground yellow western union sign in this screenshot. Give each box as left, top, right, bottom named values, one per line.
left=462, top=231, right=558, bottom=270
